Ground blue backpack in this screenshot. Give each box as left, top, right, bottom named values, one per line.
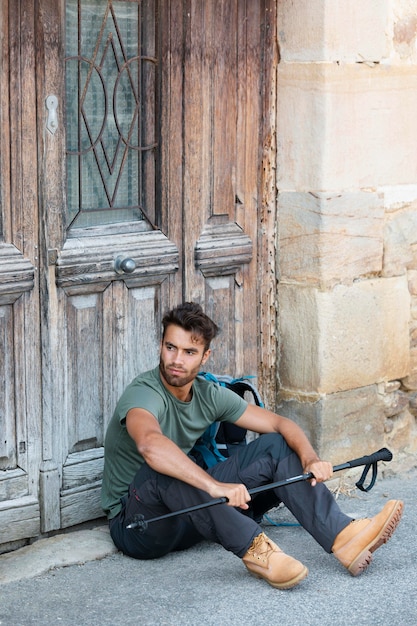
left=190, top=372, right=264, bottom=469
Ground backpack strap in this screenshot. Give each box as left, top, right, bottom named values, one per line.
left=191, top=422, right=227, bottom=468
left=190, top=372, right=229, bottom=468
left=198, top=372, right=264, bottom=408
left=191, top=372, right=264, bottom=466
left=224, top=378, right=264, bottom=408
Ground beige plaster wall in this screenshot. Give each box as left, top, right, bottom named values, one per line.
left=276, top=0, right=417, bottom=470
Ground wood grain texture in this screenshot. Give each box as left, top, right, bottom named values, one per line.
left=0, top=0, right=43, bottom=545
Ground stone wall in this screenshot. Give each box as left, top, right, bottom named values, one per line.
left=275, top=0, right=417, bottom=472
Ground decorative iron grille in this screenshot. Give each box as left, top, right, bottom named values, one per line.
left=65, top=0, right=159, bottom=229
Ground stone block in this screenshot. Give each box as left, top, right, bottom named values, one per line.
left=277, top=63, right=417, bottom=191
left=392, top=10, right=417, bottom=62
left=382, top=197, right=417, bottom=276
left=278, top=0, right=389, bottom=63
left=277, top=385, right=385, bottom=463
left=384, top=409, right=417, bottom=474
left=381, top=184, right=417, bottom=214
left=402, top=374, right=417, bottom=390
left=279, top=275, right=410, bottom=393
left=278, top=191, right=384, bottom=286
left=411, top=300, right=417, bottom=321
left=401, top=348, right=417, bottom=390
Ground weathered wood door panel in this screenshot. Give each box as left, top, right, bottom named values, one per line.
left=179, top=0, right=277, bottom=383
left=56, top=277, right=172, bottom=527
left=0, top=0, right=43, bottom=547
left=37, top=0, right=179, bottom=530
left=1, top=0, right=277, bottom=544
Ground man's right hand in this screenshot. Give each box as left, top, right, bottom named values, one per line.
left=208, top=480, right=251, bottom=510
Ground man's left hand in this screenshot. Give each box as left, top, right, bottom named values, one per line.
left=304, top=460, right=333, bottom=486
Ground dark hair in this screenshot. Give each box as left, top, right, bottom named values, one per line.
left=161, top=302, right=219, bottom=351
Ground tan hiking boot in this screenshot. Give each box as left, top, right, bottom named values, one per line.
left=242, top=532, right=308, bottom=589
left=332, top=499, right=404, bottom=576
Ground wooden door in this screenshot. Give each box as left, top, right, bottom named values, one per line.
left=0, top=0, right=43, bottom=548
left=36, top=0, right=180, bottom=531
left=176, top=1, right=277, bottom=385
left=0, top=0, right=277, bottom=545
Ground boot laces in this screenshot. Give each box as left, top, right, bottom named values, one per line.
left=249, top=534, right=277, bottom=560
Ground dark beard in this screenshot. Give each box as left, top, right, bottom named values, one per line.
left=159, top=359, right=197, bottom=388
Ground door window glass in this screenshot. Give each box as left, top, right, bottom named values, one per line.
left=65, top=0, right=158, bottom=229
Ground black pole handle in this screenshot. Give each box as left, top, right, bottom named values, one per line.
left=333, top=447, right=392, bottom=472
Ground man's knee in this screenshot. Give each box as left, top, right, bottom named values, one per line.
left=110, top=512, right=188, bottom=560
left=225, top=432, right=294, bottom=477
left=245, top=432, right=292, bottom=462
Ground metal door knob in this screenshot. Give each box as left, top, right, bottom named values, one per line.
left=114, top=256, right=136, bottom=274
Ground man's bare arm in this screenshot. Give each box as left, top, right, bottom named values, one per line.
left=126, top=408, right=250, bottom=508
left=234, top=405, right=333, bottom=485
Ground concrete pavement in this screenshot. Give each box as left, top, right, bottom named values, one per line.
left=0, top=467, right=416, bottom=625
left=0, top=525, right=117, bottom=585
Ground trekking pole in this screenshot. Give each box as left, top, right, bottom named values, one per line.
left=126, top=447, right=392, bottom=532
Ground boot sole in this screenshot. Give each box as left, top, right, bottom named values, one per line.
left=248, top=565, right=309, bottom=590
left=348, top=500, right=404, bottom=576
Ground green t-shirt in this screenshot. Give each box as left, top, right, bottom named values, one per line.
left=101, top=367, right=248, bottom=519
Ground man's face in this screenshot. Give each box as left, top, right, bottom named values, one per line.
left=159, top=324, right=210, bottom=388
